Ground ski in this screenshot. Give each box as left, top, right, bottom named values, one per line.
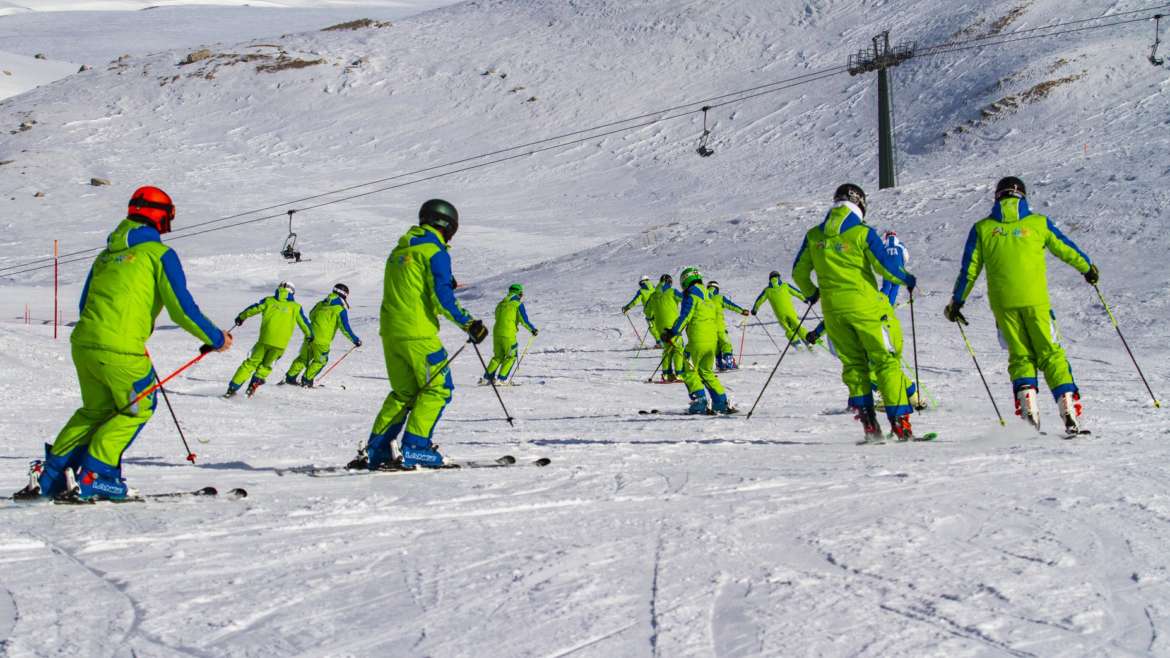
left=276, top=455, right=550, bottom=478
left=33, top=486, right=247, bottom=505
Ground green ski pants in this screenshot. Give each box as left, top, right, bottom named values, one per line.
left=994, top=305, right=1077, bottom=398
left=231, top=342, right=285, bottom=387
left=286, top=340, right=329, bottom=382
left=369, top=335, right=453, bottom=443
left=50, top=345, right=157, bottom=468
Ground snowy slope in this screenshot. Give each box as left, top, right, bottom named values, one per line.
left=2, top=0, right=1170, bottom=655
left=0, top=50, right=77, bottom=100
left=0, top=3, right=465, bottom=64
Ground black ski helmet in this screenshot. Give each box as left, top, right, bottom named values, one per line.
left=332, top=283, right=350, bottom=299
left=833, top=183, right=867, bottom=217
left=769, top=270, right=780, bottom=279
left=659, top=273, right=673, bottom=286
left=995, top=176, right=1026, bottom=200
left=419, top=199, right=459, bottom=241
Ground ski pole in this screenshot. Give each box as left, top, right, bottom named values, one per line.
left=623, top=312, right=644, bottom=344
left=407, top=343, right=467, bottom=409
left=757, top=321, right=783, bottom=352
left=316, top=344, right=358, bottom=384
left=1093, top=285, right=1161, bottom=408
left=958, top=323, right=1006, bottom=426
left=737, top=319, right=747, bottom=366
left=471, top=340, right=515, bottom=426
left=510, top=334, right=536, bottom=380
left=746, top=302, right=815, bottom=420
left=646, top=345, right=667, bottom=383
left=146, top=351, right=197, bottom=464
left=909, top=289, right=923, bottom=411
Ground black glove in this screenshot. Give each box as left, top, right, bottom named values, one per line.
left=806, top=289, right=820, bottom=306
left=532, top=329, right=539, bottom=337
left=904, top=273, right=918, bottom=294
left=660, top=328, right=677, bottom=343
left=234, top=317, right=243, bottom=327
left=467, top=319, right=488, bottom=344
left=944, top=301, right=968, bottom=325
left=354, top=339, right=362, bottom=348
left=1084, top=264, right=1099, bottom=285
left=750, top=309, right=758, bottom=316
left=199, top=343, right=216, bottom=355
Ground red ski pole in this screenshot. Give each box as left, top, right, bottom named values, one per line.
left=316, top=344, right=358, bottom=384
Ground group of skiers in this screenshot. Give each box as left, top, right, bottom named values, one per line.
left=12, top=175, right=1100, bottom=500
left=620, top=177, right=1094, bottom=443
left=223, top=281, right=361, bottom=398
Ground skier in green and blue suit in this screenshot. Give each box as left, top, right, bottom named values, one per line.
left=15, top=186, right=231, bottom=501
left=622, top=275, right=660, bottom=347
left=662, top=267, right=736, bottom=415
left=353, top=199, right=488, bottom=471
left=706, top=280, right=749, bottom=371
left=226, top=281, right=312, bottom=398
left=945, top=176, right=1096, bottom=433
left=646, top=274, right=685, bottom=382
left=792, top=184, right=918, bottom=440
left=284, top=283, right=361, bottom=387
left=482, top=283, right=538, bottom=384
left=752, top=271, right=815, bottom=347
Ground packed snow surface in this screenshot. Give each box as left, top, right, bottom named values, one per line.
left=2, top=0, right=1170, bottom=655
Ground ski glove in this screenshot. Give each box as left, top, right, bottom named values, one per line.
left=200, top=333, right=234, bottom=354
left=532, top=329, right=539, bottom=337
left=741, top=310, right=750, bottom=317
left=233, top=317, right=244, bottom=327
left=467, top=319, right=489, bottom=344
left=660, top=328, right=677, bottom=343
left=750, top=309, right=758, bottom=316
left=354, top=339, right=362, bottom=348
left=1084, top=264, right=1099, bottom=285
left=944, top=301, right=968, bottom=325
left=806, top=289, right=820, bottom=306
left=903, top=273, right=918, bottom=292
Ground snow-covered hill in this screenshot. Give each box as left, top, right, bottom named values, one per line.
left=1, top=0, right=1169, bottom=655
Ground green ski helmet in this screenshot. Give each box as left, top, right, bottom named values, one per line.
left=508, top=283, right=524, bottom=296
left=680, top=267, right=702, bottom=288
left=419, top=199, right=459, bottom=242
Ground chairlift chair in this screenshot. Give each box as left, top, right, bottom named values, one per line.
left=281, top=209, right=303, bottom=263
left=696, top=106, right=715, bottom=157
left=1151, top=14, right=1165, bottom=66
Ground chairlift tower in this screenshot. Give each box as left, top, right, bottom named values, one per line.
left=848, top=31, right=916, bottom=190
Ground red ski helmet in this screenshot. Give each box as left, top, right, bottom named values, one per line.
left=128, top=186, right=176, bottom=233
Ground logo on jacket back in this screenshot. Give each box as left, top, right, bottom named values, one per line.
left=992, top=227, right=1031, bottom=239
left=815, top=239, right=849, bottom=254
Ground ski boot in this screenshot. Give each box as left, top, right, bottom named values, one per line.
left=362, top=431, right=405, bottom=470
left=300, top=377, right=315, bottom=388
left=1057, top=391, right=1084, bottom=436
left=855, top=405, right=884, bottom=444
left=1014, top=385, right=1041, bottom=430
left=686, top=393, right=710, bottom=415
left=74, top=457, right=139, bottom=502
left=12, top=460, right=45, bottom=500
left=245, top=377, right=265, bottom=398
left=711, top=392, right=738, bottom=415
left=478, top=374, right=495, bottom=386
left=223, top=384, right=239, bottom=399
left=401, top=434, right=444, bottom=469
left=890, top=415, right=914, bottom=441
left=17, top=444, right=83, bottom=499
left=283, top=374, right=298, bottom=386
